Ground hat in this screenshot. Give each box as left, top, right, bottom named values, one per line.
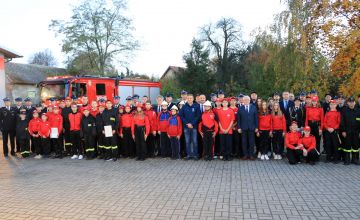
left=15, top=97, right=22, bottom=102
left=98, top=98, right=106, bottom=103
left=222, top=98, right=230, bottom=102
left=24, top=97, right=32, bottom=102
left=181, top=90, right=188, bottom=95
left=126, top=96, right=133, bottom=101
left=120, top=105, right=125, bottom=109
left=299, top=91, right=306, bottom=96
left=310, top=89, right=317, bottom=94
left=165, top=92, right=173, bottom=98
left=217, top=90, right=224, bottom=95
left=114, top=96, right=120, bottom=100
left=294, top=96, right=301, bottom=102
left=303, top=126, right=311, bottom=132
left=3, top=97, right=10, bottom=102
left=161, top=101, right=168, bottom=106
left=65, top=97, right=72, bottom=101
left=230, top=96, right=236, bottom=100
left=210, top=93, right=216, bottom=97
left=273, top=92, right=280, bottom=96
left=203, top=100, right=212, bottom=107
left=170, top=105, right=178, bottom=111
left=347, top=96, right=355, bottom=102
left=330, top=100, right=337, bottom=104
left=49, top=97, right=57, bottom=102
left=179, top=101, right=185, bottom=105
left=238, top=94, right=244, bottom=98
left=35, top=104, right=42, bottom=108
left=311, top=96, right=319, bottom=102
left=132, top=94, right=140, bottom=99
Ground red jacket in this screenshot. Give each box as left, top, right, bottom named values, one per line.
left=198, top=111, right=218, bottom=134
left=167, top=115, right=182, bottom=137
left=305, top=107, right=324, bottom=129
left=48, top=112, right=63, bottom=133
left=217, top=108, right=235, bottom=134
left=90, top=108, right=99, bottom=118
left=272, top=114, right=287, bottom=131
left=131, top=114, right=150, bottom=136
left=230, top=106, right=238, bottom=130
left=258, top=114, right=272, bottom=131
left=119, top=113, right=133, bottom=134
left=285, top=131, right=302, bottom=150
left=157, top=111, right=170, bottom=132
left=145, top=109, right=158, bottom=133
left=39, top=120, right=51, bottom=138
left=28, top=118, right=41, bottom=135
left=68, top=111, right=82, bottom=131
left=323, top=110, right=341, bottom=130
left=298, top=135, right=316, bottom=152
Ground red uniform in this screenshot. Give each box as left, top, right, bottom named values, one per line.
left=305, top=107, right=324, bottom=129
left=157, top=111, right=170, bottom=132
left=258, top=114, right=272, bottom=131
left=145, top=109, right=158, bottom=133
left=230, top=107, right=238, bottom=130
left=323, top=110, right=341, bottom=129
left=68, top=112, right=82, bottom=131
left=28, top=118, right=41, bottom=135
left=217, top=108, right=235, bottom=134
left=198, top=111, right=219, bottom=134
left=48, top=112, right=63, bottom=133
left=90, top=108, right=99, bottom=118
left=272, top=114, right=287, bottom=131
left=119, top=113, right=133, bottom=134
left=285, top=131, right=302, bottom=150
left=167, top=115, right=182, bottom=137
left=39, top=121, right=51, bottom=138
left=131, top=114, right=150, bottom=136
left=298, top=135, right=316, bottom=152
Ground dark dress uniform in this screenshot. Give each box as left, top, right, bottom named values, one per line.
left=80, top=114, right=97, bottom=159
left=95, top=111, right=105, bottom=159
left=289, top=106, right=305, bottom=128
left=0, top=104, right=17, bottom=156
left=16, top=117, right=30, bottom=157
left=101, top=108, right=119, bottom=161
left=61, top=106, right=72, bottom=155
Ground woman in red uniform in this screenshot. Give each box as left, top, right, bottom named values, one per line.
left=38, top=113, right=51, bottom=159
left=217, top=98, right=235, bottom=161
left=28, top=110, right=41, bottom=157
left=199, top=101, right=218, bottom=161
left=285, top=121, right=302, bottom=164
left=144, top=101, right=158, bottom=157
left=258, top=100, right=272, bottom=160
left=132, top=103, right=150, bottom=161
left=213, top=98, right=223, bottom=158
left=297, top=126, right=319, bottom=165
left=271, top=102, right=287, bottom=160
left=229, top=97, right=240, bottom=158
left=305, top=96, right=324, bottom=151
left=69, top=103, right=83, bottom=160
left=119, top=104, right=135, bottom=158
left=323, top=100, right=341, bottom=163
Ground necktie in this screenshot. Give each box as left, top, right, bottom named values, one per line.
left=285, top=100, right=288, bottom=109
left=246, top=106, right=249, bottom=113
left=201, top=104, right=203, bottom=112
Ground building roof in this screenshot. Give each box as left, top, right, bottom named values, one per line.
left=5, top=62, right=67, bottom=84
left=0, top=46, right=22, bottom=59
left=160, top=66, right=186, bottom=80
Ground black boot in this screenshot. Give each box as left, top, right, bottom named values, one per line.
left=344, top=153, right=351, bottom=165
left=351, top=152, right=360, bottom=165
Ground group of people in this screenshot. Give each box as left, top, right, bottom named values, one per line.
left=0, top=89, right=359, bottom=165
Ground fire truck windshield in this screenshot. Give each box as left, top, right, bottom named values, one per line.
left=40, top=83, right=68, bottom=101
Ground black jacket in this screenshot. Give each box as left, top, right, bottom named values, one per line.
left=0, top=106, right=17, bottom=131
left=61, top=106, right=72, bottom=131
left=16, top=118, right=30, bottom=139
left=80, top=115, right=97, bottom=138
left=101, top=108, right=119, bottom=132
left=289, top=106, right=305, bottom=128
left=340, top=107, right=360, bottom=133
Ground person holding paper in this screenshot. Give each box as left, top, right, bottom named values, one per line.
left=102, top=100, right=119, bottom=162
left=48, top=105, right=63, bottom=158
left=69, top=103, right=83, bottom=160
left=132, top=103, right=150, bottom=161
left=80, top=106, right=97, bottom=159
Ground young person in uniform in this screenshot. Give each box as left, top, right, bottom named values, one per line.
left=16, top=109, right=30, bottom=158
left=305, top=96, right=324, bottom=152
left=62, top=97, right=73, bottom=156
left=271, top=102, right=287, bottom=159
left=102, top=100, right=119, bottom=161
left=158, top=101, right=171, bottom=157
left=257, top=100, right=272, bottom=160
left=218, top=98, right=235, bottom=161
left=37, top=113, right=51, bottom=159
left=119, top=104, right=135, bottom=158
left=297, top=126, right=320, bottom=165
left=80, top=106, right=97, bottom=159
left=167, top=105, right=182, bottom=160
left=69, top=103, right=83, bottom=160
left=28, top=111, right=41, bottom=158
left=323, top=100, right=341, bottom=163
left=144, top=101, right=158, bottom=157
left=48, top=105, right=63, bottom=158
left=96, top=103, right=106, bottom=159
left=132, top=103, right=150, bottom=161
left=285, top=121, right=302, bottom=165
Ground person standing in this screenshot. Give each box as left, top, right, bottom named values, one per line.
left=28, top=111, right=41, bottom=157
left=61, top=97, right=73, bottom=156
left=271, top=102, right=287, bottom=159
left=48, top=105, right=63, bottom=158
left=16, top=109, right=30, bottom=158
left=217, top=98, right=235, bottom=161
left=158, top=101, right=171, bottom=157
left=69, top=103, right=83, bottom=160
left=132, top=103, right=150, bottom=161
left=305, top=96, right=324, bottom=152
left=80, top=106, right=97, bottom=159
left=102, top=100, right=119, bottom=161
left=323, top=100, right=341, bottom=163
left=144, top=101, right=157, bottom=157
left=280, top=91, right=295, bottom=130
left=167, top=105, right=182, bottom=160
left=119, top=104, right=135, bottom=158
left=0, top=97, right=17, bottom=157
left=237, top=96, right=258, bottom=160
left=37, top=113, right=51, bottom=159
left=96, top=103, right=106, bottom=159
left=179, top=94, right=201, bottom=160
left=257, top=100, right=272, bottom=160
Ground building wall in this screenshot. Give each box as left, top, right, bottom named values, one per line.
left=7, top=84, right=40, bottom=104
left=0, top=54, right=5, bottom=106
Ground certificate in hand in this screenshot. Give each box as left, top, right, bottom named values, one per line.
left=50, top=128, right=59, bottom=138
left=104, top=125, right=113, bottom=137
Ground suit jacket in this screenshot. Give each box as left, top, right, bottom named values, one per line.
left=280, top=99, right=294, bottom=123
left=152, top=104, right=163, bottom=115
left=237, top=104, right=258, bottom=131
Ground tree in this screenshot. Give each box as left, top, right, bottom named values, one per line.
left=50, top=0, right=139, bottom=75
left=178, top=39, right=215, bottom=96
left=28, top=49, right=57, bottom=66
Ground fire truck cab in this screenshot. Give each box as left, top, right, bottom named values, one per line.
left=39, top=76, right=161, bottom=104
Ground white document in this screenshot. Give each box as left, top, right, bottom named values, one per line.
left=50, top=128, right=59, bottom=138
left=104, top=125, right=113, bottom=137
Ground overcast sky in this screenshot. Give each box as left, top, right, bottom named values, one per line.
left=0, top=0, right=284, bottom=77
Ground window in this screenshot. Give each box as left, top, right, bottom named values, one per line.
left=96, top=84, right=106, bottom=95
left=72, top=83, right=87, bottom=97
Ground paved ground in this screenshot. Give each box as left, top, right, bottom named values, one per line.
left=0, top=149, right=359, bottom=220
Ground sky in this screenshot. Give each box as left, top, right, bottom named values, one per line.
left=0, top=0, right=285, bottom=77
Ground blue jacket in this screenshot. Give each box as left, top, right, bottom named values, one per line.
left=237, top=104, right=258, bottom=131
left=179, top=102, right=201, bottom=127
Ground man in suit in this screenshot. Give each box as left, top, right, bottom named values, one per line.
left=280, top=91, right=295, bottom=131
left=237, top=96, right=258, bottom=160
left=165, top=93, right=176, bottom=111
left=153, top=95, right=164, bottom=115
left=0, top=98, right=17, bottom=157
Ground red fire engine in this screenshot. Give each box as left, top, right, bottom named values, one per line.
left=39, top=76, right=161, bottom=104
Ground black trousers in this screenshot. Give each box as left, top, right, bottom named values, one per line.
left=197, top=132, right=203, bottom=158
left=287, top=149, right=302, bottom=164
left=40, top=137, right=51, bottom=156
left=170, top=137, right=180, bottom=159
left=70, top=131, right=82, bottom=155
left=32, top=136, right=41, bottom=155
left=241, top=130, right=255, bottom=158
left=272, top=130, right=283, bottom=155
left=122, top=127, right=135, bottom=157
left=17, top=137, right=30, bottom=157
left=146, top=133, right=156, bottom=157
left=214, top=134, right=220, bottom=156
left=63, top=129, right=72, bottom=154
left=259, top=130, right=270, bottom=154
left=344, top=131, right=359, bottom=152
left=97, top=133, right=105, bottom=157
left=160, top=132, right=170, bottom=157
left=83, top=135, right=96, bottom=158
left=202, top=126, right=215, bottom=158
left=2, top=130, right=15, bottom=156
left=51, top=136, right=63, bottom=156
left=324, top=130, right=340, bottom=161
left=135, top=126, right=147, bottom=159
left=232, top=130, right=240, bottom=156
left=104, top=134, right=118, bottom=159
left=220, top=134, right=232, bottom=157
left=309, top=121, right=321, bottom=151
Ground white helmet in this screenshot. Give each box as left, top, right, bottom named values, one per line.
left=203, top=100, right=212, bottom=107
left=179, top=100, right=185, bottom=105
left=161, top=101, right=168, bottom=106
left=170, top=105, right=178, bottom=111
